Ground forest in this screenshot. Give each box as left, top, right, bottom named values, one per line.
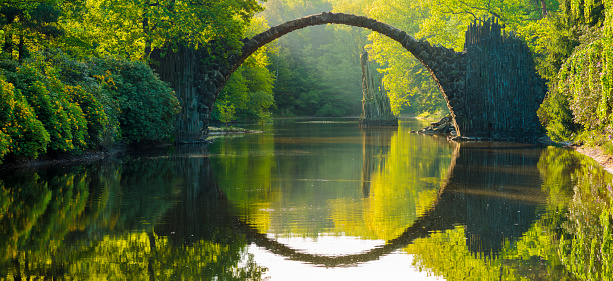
left=0, top=0, right=612, bottom=163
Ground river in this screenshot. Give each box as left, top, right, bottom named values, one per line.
left=1, top=118, right=611, bottom=280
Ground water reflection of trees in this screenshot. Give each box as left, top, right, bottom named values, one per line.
left=219, top=138, right=612, bottom=280
left=232, top=142, right=549, bottom=268
left=0, top=148, right=266, bottom=280
left=407, top=146, right=613, bottom=280
left=1, top=134, right=613, bottom=280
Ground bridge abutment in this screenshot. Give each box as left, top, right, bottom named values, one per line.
left=459, top=19, right=547, bottom=141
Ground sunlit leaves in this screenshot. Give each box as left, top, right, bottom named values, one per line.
left=365, top=0, right=449, bottom=116
left=216, top=99, right=237, bottom=129
left=537, top=0, right=612, bottom=145
left=59, top=0, right=264, bottom=60
left=0, top=77, right=50, bottom=161
left=217, top=16, right=276, bottom=122
left=260, top=0, right=363, bottom=117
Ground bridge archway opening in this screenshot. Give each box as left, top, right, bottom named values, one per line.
left=218, top=12, right=460, bottom=128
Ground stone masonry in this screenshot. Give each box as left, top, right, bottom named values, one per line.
left=185, top=13, right=546, bottom=142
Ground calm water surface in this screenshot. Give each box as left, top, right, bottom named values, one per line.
left=1, top=118, right=612, bottom=280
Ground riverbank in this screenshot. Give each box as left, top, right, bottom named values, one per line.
left=0, top=150, right=115, bottom=171
left=0, top=127, right=266, bottom=170
left=574, top=145, right=613, bottom=173
left=208, top=126, right=263, bottom=135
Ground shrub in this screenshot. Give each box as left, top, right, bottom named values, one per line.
left=42, top=51, right=118, bottom=146
left=1, top=60, right=90, bottom=153
left=65, top=85, right=108, bottom=148
left=0, top=130, right=9, bottom=162
left=538, top=86, right=579, bottom=141
left=23, top=78, right=85, bottom=152
left=0, top=52, right=181, bottom=163
left=0, top=78, right=50, bottom=163
left=89, top=58, right=180, bottom=143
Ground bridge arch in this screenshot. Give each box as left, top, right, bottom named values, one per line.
left=190, top=14, right=546, bottom=142
left=223, top=12, right=464, bottom=132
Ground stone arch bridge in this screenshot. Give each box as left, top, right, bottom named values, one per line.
left=160, top=13, right=547, bottom=142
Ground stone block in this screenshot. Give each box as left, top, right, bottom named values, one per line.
left=321, top=12, right=330, bottom=22
left=418, top=51, right=430, bottom=61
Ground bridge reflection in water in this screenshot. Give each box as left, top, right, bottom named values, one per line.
left=157, top=141, right=547, bottom=269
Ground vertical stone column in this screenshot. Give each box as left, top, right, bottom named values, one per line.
left=150, top=47, right=203, bottom=142
left=151, top=46, right=230, bottom=143
left=462, top=18, right=547, bottom=141
left=359, top=50, right=397, bottom=126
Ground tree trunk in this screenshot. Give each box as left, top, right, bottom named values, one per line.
left=3, top=30, right=12, bottom=59
left=17, top=35, right=24, bottom=62
left=540, top=0, right=548, bottom=18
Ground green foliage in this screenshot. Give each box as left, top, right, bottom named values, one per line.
left=0, top=2, right=65, bottom=60
left=364, top=0, right=448, bottom=116
left=260, top=0, right=363, bottom=117
left=538, top=84, right=579, bottom=141
left=216, top=100, right=237, bottom=129
left=1, top=58, right=89, bottom=152
left=217, top=16, right=276, bottom=122
left=0, top=51, right=180, bottom=163
left=88, top=58, right=180, bottom=144
left=65, top=85, right=108, bottom=147
left=257, top=110, right=273, bottom=131
left=559, top=163, right=613, bottom=280
left=0, top=131, right=8, bottom=161
left=316, top=103, right=344, bottom=117
left=60, top=0, right=264, bottom=61
left=535, top=0, right=611, bottom=144
left=559, top=29, right=606, bottom=127
left=0, top=77, right=50, bottom=162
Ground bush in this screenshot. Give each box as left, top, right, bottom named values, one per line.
left=0, top=52, right=181, bottom=163
left=88, top=58, right=180, bottom=144
left=11, top=69, right=87, bottom=152
left=0, top=78, right=50, bottom=163
left=65, top=85, right=108, bottom=148
left=538, top=86, right=579, bottom=141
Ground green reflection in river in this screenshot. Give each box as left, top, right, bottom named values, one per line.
left=2, top=119, right=613, bottom=280
left=0, top=155, right=265, bottom=280
left=402, top=146, right=613, bottom=280
left=211, top=121, right=454, bottom=242
left=554, top=148, right=613, bottom=281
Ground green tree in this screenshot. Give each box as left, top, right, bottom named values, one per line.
left=534, top=0, right=611, bottom=145
left=217, top=16, right=276, bottom=122
left=60, top=0, right=264, bottom=61
left=0, top=1, right=66, bottom=60
left=216, top=100, right=236, bottom=129
left=257, top=110, right=272, bottom=131
left=260, top=0, right=364, bottom=117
